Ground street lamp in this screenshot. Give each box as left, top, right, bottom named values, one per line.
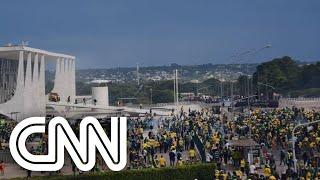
left=291, top=119, right=320, bottom=172
left=228, top=44, right=271, bottom=164
left=244, top=44, right=272, bottom=109
left=150, top=88, right=153, bottom=105
left=228, top=44, right=271, bottom=108
left=248, top=44, right=272, bottom=101
left=220, top=81, right=223, bottom=100
left=230, top=80, right=236, bottom=121
left=257, top=82, right=275, bottom=100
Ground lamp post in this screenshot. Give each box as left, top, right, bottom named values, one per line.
left=292, top=119, right=320, bottom=172
left=150, top=88, right=153, bottom=105
left=247, top=75, right=251, bottom=109
left=257, top=82, right=275, bottom=100
left=230, top=80, right=235, bottom=121
left=247, top=44, right=271, bottom=102
left=220, top=81, right=223, bottom=100
left=136, top=63, right=140, bottom=86
left=227, top=44, right=271, bottom=109
left=245, top=44, right=272, bottom=108
left=173, top=70, right=176, bottom=103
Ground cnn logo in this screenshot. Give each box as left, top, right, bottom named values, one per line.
left=9, top=117, right=127, bottom=171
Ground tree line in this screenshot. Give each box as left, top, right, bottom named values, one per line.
left=46, top=56, right=319, bottom=104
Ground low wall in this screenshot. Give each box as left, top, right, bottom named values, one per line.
left=279, top=98, right=320, bottom=110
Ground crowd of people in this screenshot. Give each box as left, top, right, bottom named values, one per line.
left=127, top=114, right=198, bottom=169
left=0, top=118, right=16, bottom=150
left=231, top=107, right=320, bottom=177
left=1, top=105, right=320, bottom=179
left=126, top=106, right=320, bottom=179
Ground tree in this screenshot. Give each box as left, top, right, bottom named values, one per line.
left=252, top=56, right=320, bottom=97
left=253, top=56, right=299, bottom=91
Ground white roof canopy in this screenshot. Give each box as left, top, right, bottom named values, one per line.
left=0, top=45, right=75, bottom=60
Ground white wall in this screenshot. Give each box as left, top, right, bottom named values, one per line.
left=92, top=86, right=109, bottom=107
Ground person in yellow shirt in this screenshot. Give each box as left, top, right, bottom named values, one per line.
left=310, top=142, right=316, bottom=148
left=139, top=127, right=143, bottom=135
left=188, top=148, right=196, bottom=163
left=235, top=169, right=243, bottom=178
left=306, top=171, right=312, bottom=180
left=220, top=170, right=227, bottom=180
left=264, top=165, right=271, bottom=178
left=159, top=155, right=166, bottom=168
left=214, top=170, right=220, bottom=180
left=176, top=157, right=184, bottom=166
left=269, top=175, right=276, bottom=180
left=240, top=158, right=245, bottom=173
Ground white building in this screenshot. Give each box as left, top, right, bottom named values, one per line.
left=0, top=45, right=76, bottom=121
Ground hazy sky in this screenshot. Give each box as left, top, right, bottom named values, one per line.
left=0, top=0, right=319, bottom=68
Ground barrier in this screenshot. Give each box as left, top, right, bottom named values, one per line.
left=192, top=135, right=206, bottom=163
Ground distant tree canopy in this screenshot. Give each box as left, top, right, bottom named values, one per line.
left=299, top=62, right=320, bottom=89
left=46, top=56, right=319, bottom=104
left=252, top=56, right=320, bottom=96
left=238, top=75, right=252, bottom=97
left=86, top=78, right=225, bottom=105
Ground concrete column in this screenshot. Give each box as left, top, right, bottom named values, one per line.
left=51, top=57, right=76, bottom=104
left=64, top=59, right=70, bottom=100
left=71, top=59, right=76, bottom=101
left=53, top=58, right=61, bottom=94
left=67, top=59, right=72, bottom=101
left=65, top=58, right=75, bottom=101
left=0, top=51, right=25, bottom=121
left=32, top=53, right=39, bottom=83
left=16, top=51, right=25, bottom=93
left=57, top=58, right=61, bottom=73
left=39, top=55, right=45, bottom=116
left=64, top=58, right=68, bottom=74
left=32, top=53, right=39, bottom=116
left=60, top=58, right=65, bottom=102
left=24, top=52, right=33, bottom=118
left=25, top=53, right=32, bottom=85
left=51, top=57, right=76, bottom=103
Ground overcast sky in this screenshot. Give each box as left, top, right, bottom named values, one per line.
left=0, top=0, right=319, bottom=68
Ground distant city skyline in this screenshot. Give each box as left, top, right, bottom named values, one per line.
left=0, top=0, right=319, bottom=68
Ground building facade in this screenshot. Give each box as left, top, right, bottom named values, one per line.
left=0, top=45, right=76, bottom=121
